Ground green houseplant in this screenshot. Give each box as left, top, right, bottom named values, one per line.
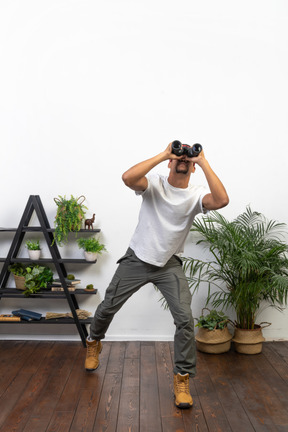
left=23, top=265, right=54, bottom=297
left=53, top=195, right=87, bottom=246
left=9, top=263, right=54, bottom=296
left=9, top=263, right=27, bottom=290
left=184, top=206, right=288, bottom=353
left=25, top=240, right=40, bottom=250
left=77, top=237, right=106, bottom=261
left=25, top=240, right=41, bottom=260
left=196, top=308, right=229, bottom=331
left=195, top=308, right=232, bottom=354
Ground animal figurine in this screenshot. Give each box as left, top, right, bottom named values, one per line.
left=85, top=214, right=95, bottom=230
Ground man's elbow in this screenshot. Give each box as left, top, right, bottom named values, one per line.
left=205, top=195, right=229, bottom=210
left=122, top=172, right=139, bottom=190
left=122, top=171, right=131, bottom=187
left=217, top=195, right=229, bottom=209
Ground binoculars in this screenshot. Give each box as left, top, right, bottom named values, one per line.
left=171, top=140, right=203, bottom=158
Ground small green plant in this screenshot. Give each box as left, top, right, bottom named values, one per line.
left=9, top=263, right=54, bottom=296
left=23, top=265, right=54, bottom=297
left=53, top=195, right=87, bottom=246
left=67, top=274, right=75, bottom=280
left=86, top=284, right=94, bottom=290
left=25, top=240, right=41, bottom=250
left=77, top=237, right=106, bottom=254
left=196, top=309, right=229, bottom=331
left=9, top=263, right=28, bottom=277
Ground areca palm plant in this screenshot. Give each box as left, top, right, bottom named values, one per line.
left=183, top=206, right=288, bottom=330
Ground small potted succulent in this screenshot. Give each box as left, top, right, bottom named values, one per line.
left=25, top=240, right=41, bottom=260
left=85, top=283, right=96, bottom=292
left=77, top=237, right=106, bottom=262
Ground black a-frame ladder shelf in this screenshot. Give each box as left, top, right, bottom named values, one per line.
left=0, top=195, right=101, bottom=347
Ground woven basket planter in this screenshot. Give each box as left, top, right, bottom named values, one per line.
left=232, top=325, right=267, bottom=354
left=14, top=275, right=26, bottom=290
left=196, top=327, right=233, bottom=354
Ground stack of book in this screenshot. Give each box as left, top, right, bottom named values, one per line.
left=50, top=278, right=81, bottom=292
left=11, top=309, right=42, bottom=321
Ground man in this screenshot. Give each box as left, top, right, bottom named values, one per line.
left=85, top=141, right=229, bottom=409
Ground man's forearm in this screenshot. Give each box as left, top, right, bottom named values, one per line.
left=122, top=151, right=167, bottom=191
left=201, top=160, right=229, bottom=210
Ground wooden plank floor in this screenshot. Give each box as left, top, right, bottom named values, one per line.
left=0, top=341, right=287, bottom=431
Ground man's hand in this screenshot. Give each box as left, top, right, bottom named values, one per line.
left=189, top=149, right=205, bottom=172
left=163, top=142, right=182, bottom=161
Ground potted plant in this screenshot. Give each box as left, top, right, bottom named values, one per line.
left=53, top=195, right=87, bottom=246
left=9, top=263, right=54, bottom=296
left=195, top=308, right=232, bottom=354
left=25, top=240, right=41, bottom=260
left=184, top=206, right=288, bottom=354
left=23, top=264, right=54, bottom=297
left=85, top=283, right=96, bottom=292
left=8, top=263, right=28, bottom=290
left=77, top=237, right=106, bottom=261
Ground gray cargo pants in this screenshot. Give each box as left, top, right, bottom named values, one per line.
left=89, top=247, right=196, bottom=377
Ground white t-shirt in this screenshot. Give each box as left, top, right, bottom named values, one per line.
left=129, top=174, right=209, bottom=267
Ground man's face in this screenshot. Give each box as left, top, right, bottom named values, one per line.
left=175, top=156, right=191, bottom=174
left=169, top=155, right=195, bottom=175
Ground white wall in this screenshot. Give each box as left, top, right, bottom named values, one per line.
left=0, top=0, right=288, bottom=341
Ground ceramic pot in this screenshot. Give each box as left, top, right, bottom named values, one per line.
left=28, top=250, right=41, bottom=260
left=84, top=251, right=97, bottom=262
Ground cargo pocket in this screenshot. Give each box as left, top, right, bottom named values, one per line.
left=177, top=275, right=192, bottom=305
left=104, top=274, right=122, bottom=308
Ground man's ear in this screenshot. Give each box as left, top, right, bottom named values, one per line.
left=168, top=159, right=172, bottom=168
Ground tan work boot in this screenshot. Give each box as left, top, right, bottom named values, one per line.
left=174, top=373, right=193, bottom=408
left=85, top=339, right=102, bottom=371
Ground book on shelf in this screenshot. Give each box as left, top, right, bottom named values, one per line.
left=11, top=309, right=42, bottom=321
left=51, top=286, right=76, bottom=292
left=53, top=278, right=81, bottom=285
left=17, top=315, right=32, bottom=321
left=0, top=314, right=21, bottom=322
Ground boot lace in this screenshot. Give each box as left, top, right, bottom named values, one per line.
left=87, top=344, right=97, bottom=357
left=176, top=376, right=189, bottom=394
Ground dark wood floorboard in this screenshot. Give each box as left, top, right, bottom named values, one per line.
left=0, top=341, right=287, bottom=431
